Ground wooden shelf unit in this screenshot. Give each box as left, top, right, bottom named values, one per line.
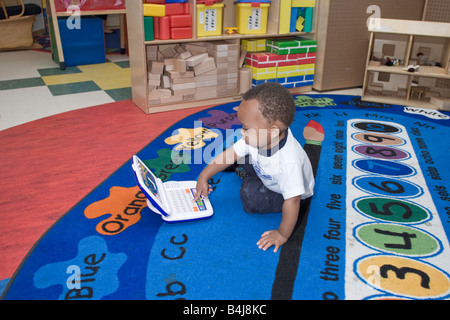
left=126, top=0, right=319, bottom=114
left=362, top=18, right=450, bottom=109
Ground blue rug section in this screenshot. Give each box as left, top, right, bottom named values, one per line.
left=2, top=95, right=450, bottom=300
left=0, top=278, right=10, bottom=297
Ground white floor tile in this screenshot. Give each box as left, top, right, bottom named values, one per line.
left=0, top=51, right=58, bottom=81
left=0, top=86, right=114, bottom=131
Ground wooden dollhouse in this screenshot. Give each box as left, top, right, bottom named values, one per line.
left=362, top=18, right=450, bottom=109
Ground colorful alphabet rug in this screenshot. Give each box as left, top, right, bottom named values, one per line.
left=3, top=95, right=450, bottom=300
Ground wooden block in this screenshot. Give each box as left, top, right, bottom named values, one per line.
left=148, top=75, right=161, bottom=86
left=146, top=45, right=158, bottom=61
left=148, top=78, right=161, bottom=87
left=194, top=88, right=217, bottom=100
left=161, top=95, right=183, bottom=103
left=174, top=44, right=185, bottom=54
left=157, top=88, right=172, bottom=97
left=185, top=43, right=208, bottom=55
left=160, top=46, right=175, bottom=58
left=161, top=75, right=171, bottom=88
left=194, top=57, right=215, bottom=69
left=186, top=53, right=209, bottom=67
left=174, top=59, right=187, bottom=73
left=182, top=94, right=195, bottom=101
left=172, top=87, right=196, bottom=97
left=240, top=66, right=252, bottom=94
left=148, top=88, right=162, bottom=105
left=150, top=61, right=164, bottom=74
left=171, top=82, right=196, bottom=91
left=430, top=97, right=450, bottom=110
left=196, top=79, right=218, bottom=88
left=172, top=77, right=196, bottom=85
left=195, top=72, right=218, bottom=82
left=179, top=50, right=192, bottom=60
left=164, top=58, right=176, bottom=71
left=166, top=70, right=195, bottom=79
left=193, top=57, right=216, bottom=76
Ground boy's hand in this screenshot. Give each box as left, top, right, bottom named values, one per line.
left=194, top=179, right=212, bottom=202
left=257, top=230, right=288, bottom=253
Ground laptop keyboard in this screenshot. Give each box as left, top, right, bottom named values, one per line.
left=168, top=188, right=199, bottom=213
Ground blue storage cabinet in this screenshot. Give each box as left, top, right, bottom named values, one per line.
left=57, top=17, right=106, bottom=67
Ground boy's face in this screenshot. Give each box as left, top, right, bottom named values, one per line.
left=237, top=99, right=274, bottom=149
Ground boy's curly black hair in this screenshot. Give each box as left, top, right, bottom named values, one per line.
left=242, top=82, right=295, bottom=127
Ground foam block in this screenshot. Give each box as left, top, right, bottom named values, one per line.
left=304, top=7, right=313, bottom=33
left=169, top=15, right=192, bottom=28
left=165, top=3, right=185, bottom=16
left=171, top=27, right=192, bottom=39
left=279, top=0, right=292, bottom=34
left=290, top=7, right=298, bottom=33
left=153, top=17, right=160, bottom=39
left=143, top=4, right=165, bottom=17
left=159, top=16, right=170, bottom=40
left=291, top=0, right=316, bottom=7
left=144, top=16, right=154, bottom=41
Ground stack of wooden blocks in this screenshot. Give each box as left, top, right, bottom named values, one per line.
left=245, top=37, right=317, bottom=88
left=146, top=41, right=239, bottom=105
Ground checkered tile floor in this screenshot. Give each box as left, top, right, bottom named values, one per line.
left=0, top=50, right=132, bottom=130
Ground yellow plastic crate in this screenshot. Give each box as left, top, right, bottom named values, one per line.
left=197, top=3, right=225, bottom=37
left=235, top=3, right=270, bottom=35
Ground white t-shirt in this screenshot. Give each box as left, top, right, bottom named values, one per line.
left=233, top=128, right=314, bottom=200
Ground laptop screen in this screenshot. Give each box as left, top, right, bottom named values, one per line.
left=139, top=161, right=161, bottom=201
left=133, top=155, right=167, bottom=215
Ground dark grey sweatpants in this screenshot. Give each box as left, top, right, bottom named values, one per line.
left=239, top=143, right=321, bottom=215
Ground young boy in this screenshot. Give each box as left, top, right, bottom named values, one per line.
left=194, top=82, right=323, bottom=253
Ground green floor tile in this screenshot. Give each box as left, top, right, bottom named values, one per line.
left=105, top=87, right=132, bottom=101
left=0, top=77, right=46, bottom=91
left=47, top=81, right=101, bottom=96
left=37, top=66, right=82, bottom=77
left=114, top=60, right=130, bottom=69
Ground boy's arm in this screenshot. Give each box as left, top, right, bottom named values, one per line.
left=257, top=195, right=301, bottom=253
left=194, top=146, right=240, bottom=201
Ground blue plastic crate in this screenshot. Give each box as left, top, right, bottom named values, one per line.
left=58, top=17, right=105, bottom=67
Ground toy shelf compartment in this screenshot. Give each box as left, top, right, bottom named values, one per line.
left=362, top=18, right=450, bottom=110
left=139, top=0, right=318, bottom=45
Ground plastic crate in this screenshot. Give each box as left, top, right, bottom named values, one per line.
left=196, top=2, right=224, bottom=37
left=235, top=1, right=270, bottom=35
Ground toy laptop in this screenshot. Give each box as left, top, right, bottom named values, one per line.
left=132, top=155, right=214, bottom=223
